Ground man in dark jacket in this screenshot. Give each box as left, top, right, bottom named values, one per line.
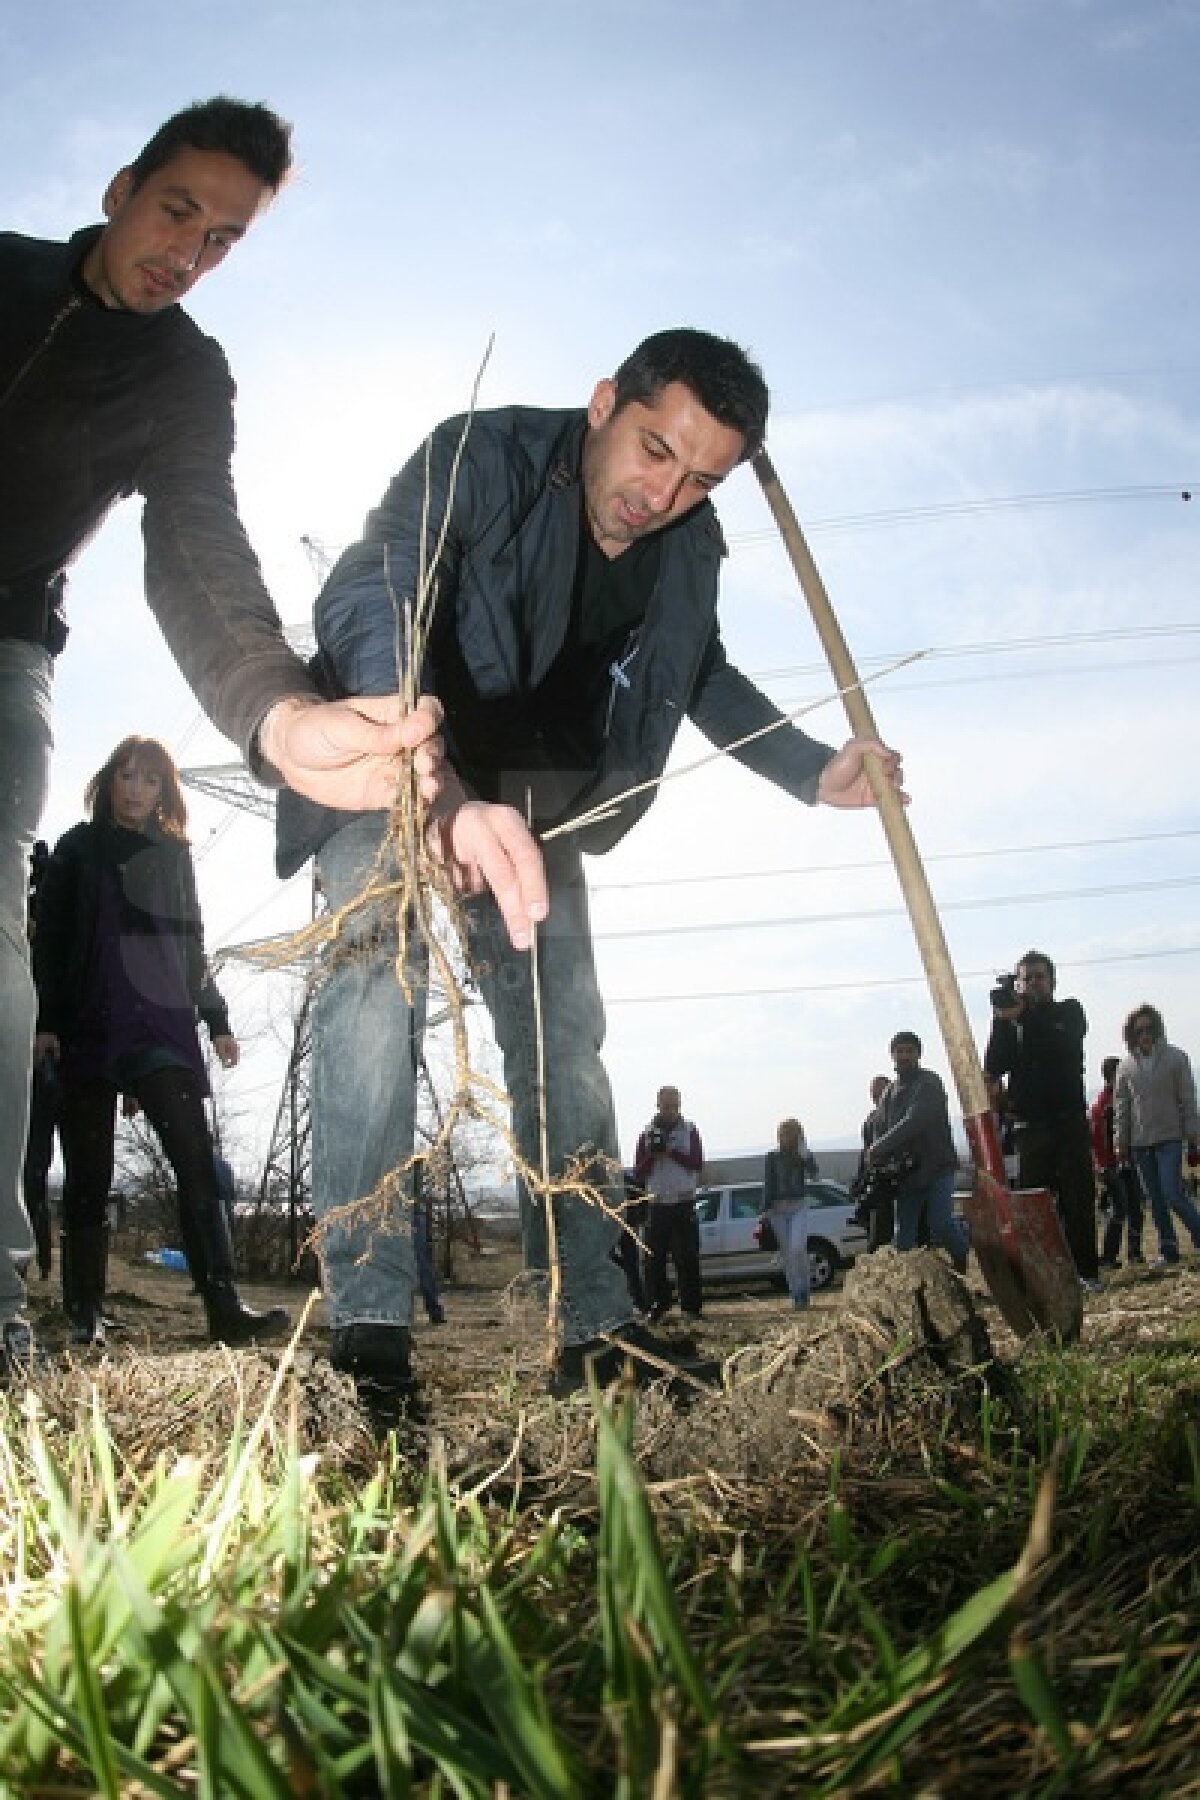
left=278, top=327, right=903, bottom=1397
left=865, top=1033, right=967, bottom=1268
left=0, top=99, right=443, bottom=1372
left=634, top=1086, right=705, bottom=1322
left=984, top=949, right=1100, bottom=1285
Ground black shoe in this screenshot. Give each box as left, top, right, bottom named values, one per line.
left=330, top=1324, right=417, bottom=1427
left=330, top=1322, right=413, bottom=1380
left=70, top=1307, right=106, bottom=1348
left=204, top=1281, right=291, bottom=1346
left=549, top=1323, right=720, bottom=1399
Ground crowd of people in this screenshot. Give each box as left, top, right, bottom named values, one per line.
left=3, top=97, right=1194, bottom=1405
left=623, top=962, right=1198, bottom=1337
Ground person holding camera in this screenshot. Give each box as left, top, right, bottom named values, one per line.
left=864, top=1033, right=968, bottom=1268
left=984, top=949, right=1100, bottom=1286
left=763, top=1116, right=818, bottom=1309
left=634, top=1086, right=705, bottom=1322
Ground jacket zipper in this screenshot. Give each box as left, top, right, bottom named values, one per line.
left=604, top=632, right=644, bottom=737
left=0, top=294, right=81, bottom=409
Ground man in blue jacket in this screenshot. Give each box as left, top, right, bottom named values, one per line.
left=1, top=99, right=442, bottom=1374
left=278, top=328, right=902, bottom=1398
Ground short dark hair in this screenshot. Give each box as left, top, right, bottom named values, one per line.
left=1017, top=949, right=1056, bottom=987
left=1123, top=1003, right=1164, bottom=1051
left=612, top=328, right=769, bottom=461
left=129, top=97, right=293, bottom=194
left=1101, top=1055, right=1120, bottom=1082
left=890, top=1030, right=922, bottom=1055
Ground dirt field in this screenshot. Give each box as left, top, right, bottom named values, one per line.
left=23, top=1216, right=1200, bottom=1413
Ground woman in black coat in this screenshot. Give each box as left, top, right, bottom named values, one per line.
left=33, top=735, right=287, bottom=1348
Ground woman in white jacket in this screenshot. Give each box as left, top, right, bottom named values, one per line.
left=1114, top=1003, right=1200, bottom=1268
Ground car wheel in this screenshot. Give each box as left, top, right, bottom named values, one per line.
left=807, top=1239, right=838, bottom=1291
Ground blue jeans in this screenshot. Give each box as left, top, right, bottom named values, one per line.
left=312, top=816, right=632, bottom=1346
left=1133, top=1142, right=1200, bottom=1259
left=894, top=1170, right=967, bottom=1264
left=770, top=1201, right=810, bottom=1305
left=0, top=642, right=51, bottom=1327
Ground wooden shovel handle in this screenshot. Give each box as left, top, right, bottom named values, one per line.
left=753, top=450, right=990, bottom=1124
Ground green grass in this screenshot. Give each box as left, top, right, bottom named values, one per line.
left=0, top=1324, right=1198, bottom=1797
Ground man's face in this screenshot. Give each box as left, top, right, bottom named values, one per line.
left=891, top=1041, right=921, bottom=1079
left=1018, top=960, right=1055, bottom=1005
left=581, top=378, right=746, bottom=557
left=82, top=146, right=270, bottom=313
left=656, top=1087, right=681, bottom=1124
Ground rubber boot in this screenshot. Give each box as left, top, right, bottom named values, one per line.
left=27, top=1189, right=52, bottom=1280
left=60, top=1231, right=76, bottom=1328
left=183, top=1186, right=290, bottom=1347
left=63, top=1227, right=107, bottom=1346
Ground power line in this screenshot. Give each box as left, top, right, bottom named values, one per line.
left=605, top=943, right=1200, bottom=1007
left=767, top=652, right=1200, bottom=706
left=728, top=483, right=1195, bottom=549
left=743, top=622, right=1200, bottom=685
left=589, top=828, right=1200, bottom=895
left=592, top=875, right=1200, bottom=944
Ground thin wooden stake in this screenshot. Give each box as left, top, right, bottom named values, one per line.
left=527, top=788, right=561, bottom=1364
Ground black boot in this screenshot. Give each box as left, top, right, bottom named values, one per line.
left=204, top=1279, right=291, bottom=1346
left=330, top=1324, right=417, bottom=1430
left=1099, top=1214, right=1123, bottom=1269
left=59, top=1231, right=76, bottom=1329
left=549, top=1323, right=720, bottom=1399
left=62, top=1227, right=107, bottom=1346
left=183, top=1186, right=290, bottom=1347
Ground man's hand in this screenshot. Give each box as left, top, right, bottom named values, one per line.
left=427, top=789, right=549, bottom=951
left=33, top=1032, right=60, bottom=1065
left=211, top=1034, right=240, bottom=1070
left=817, top=737, right=908, bottom=810
left=258, top=693, right=445, bottom=812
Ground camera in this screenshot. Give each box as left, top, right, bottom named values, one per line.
left=647, top=1118, right=669, bottom=1153
left=989, top=971, right=1019, bottom=1009
left=848, top=1149, right=919, bottom=1227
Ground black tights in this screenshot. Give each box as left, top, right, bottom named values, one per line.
left=60, top=1066, right=218, bottom=1243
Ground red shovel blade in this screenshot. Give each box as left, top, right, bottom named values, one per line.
left=964, top=1115, right=1083, bottom=1343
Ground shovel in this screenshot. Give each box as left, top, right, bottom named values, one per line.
left=753, top=449, right=1082, bottom=1343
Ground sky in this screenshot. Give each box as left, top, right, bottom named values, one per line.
left=4, top=0, right=1198, bottom=1181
